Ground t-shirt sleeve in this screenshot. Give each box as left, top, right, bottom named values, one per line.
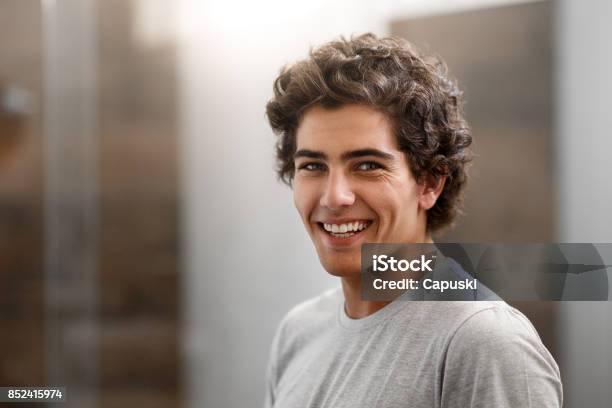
left=440, top=306, right=563, bottom=408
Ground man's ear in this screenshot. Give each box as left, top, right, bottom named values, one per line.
left=418, top=173, right=446, bottom=210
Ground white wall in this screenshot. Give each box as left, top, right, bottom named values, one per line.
left=556, top=1, right=612, bottom=407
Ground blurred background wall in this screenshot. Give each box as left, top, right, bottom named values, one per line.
left=556, top=0, right=612, bottom=406
left=0, top=0, right=611, bottom=407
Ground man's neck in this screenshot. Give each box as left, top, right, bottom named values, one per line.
left=340, top=275, right=391, bottom=319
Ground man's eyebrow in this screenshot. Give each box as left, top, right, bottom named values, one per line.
left=294, top=149, right=327, bottom=160
left=341, top=149, right=395, bottom=161
left=293, top=148, right=395, bottom=161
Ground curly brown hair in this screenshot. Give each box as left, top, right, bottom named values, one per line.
left=265, top=33, right=472, bottom=232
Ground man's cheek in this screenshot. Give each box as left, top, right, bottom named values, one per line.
left=293, top=200, right=311, bottom=226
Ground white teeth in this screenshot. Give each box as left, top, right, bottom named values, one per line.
left=322, top=221, right=370, bottom=234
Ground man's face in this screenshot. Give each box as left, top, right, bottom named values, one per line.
left=293, top=104, right=435, bottom=277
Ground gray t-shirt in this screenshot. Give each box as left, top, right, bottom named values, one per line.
left=263, top=287, right=562, bottom=408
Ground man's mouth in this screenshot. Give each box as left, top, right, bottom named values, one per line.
left=317, top=220, right=373, bottom=238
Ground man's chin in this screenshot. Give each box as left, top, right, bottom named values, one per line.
left=319, top=257, right=361, bottom=278
left=313, top=243, right=363, bottom=277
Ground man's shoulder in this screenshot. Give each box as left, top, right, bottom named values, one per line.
left=439, top=302, right=563, bottom=406
left=427, top=301, right=557, bottom=371
left=429, top=301, right=538, bottom=339
left=276, top=287, right=344, bottom=344
left=280, top=286, right=342, bottom=333
left=399, top=300, right=540, bottom=349
left=410, top=299, right=514, bottom=324
left=269, top=287, right=342, bottom=367
left=448, top=301, right=543, bottom=348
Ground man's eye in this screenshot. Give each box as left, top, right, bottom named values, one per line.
left=357, top=161, right=383, bottom=171
left=298, top=162, right=325, bottom=171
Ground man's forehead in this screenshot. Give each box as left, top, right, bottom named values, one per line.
left=296, top=105, right=398, bottom=152
left=298, top=104, right=392, bottom=134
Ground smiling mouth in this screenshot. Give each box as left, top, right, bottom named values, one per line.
left=317, top=221, right=373, bottom=238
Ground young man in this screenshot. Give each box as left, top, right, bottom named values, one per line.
left=263, top=33, right=562, bottom=408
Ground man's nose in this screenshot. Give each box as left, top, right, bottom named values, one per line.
left=320, top=170, right=355, bottom=210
